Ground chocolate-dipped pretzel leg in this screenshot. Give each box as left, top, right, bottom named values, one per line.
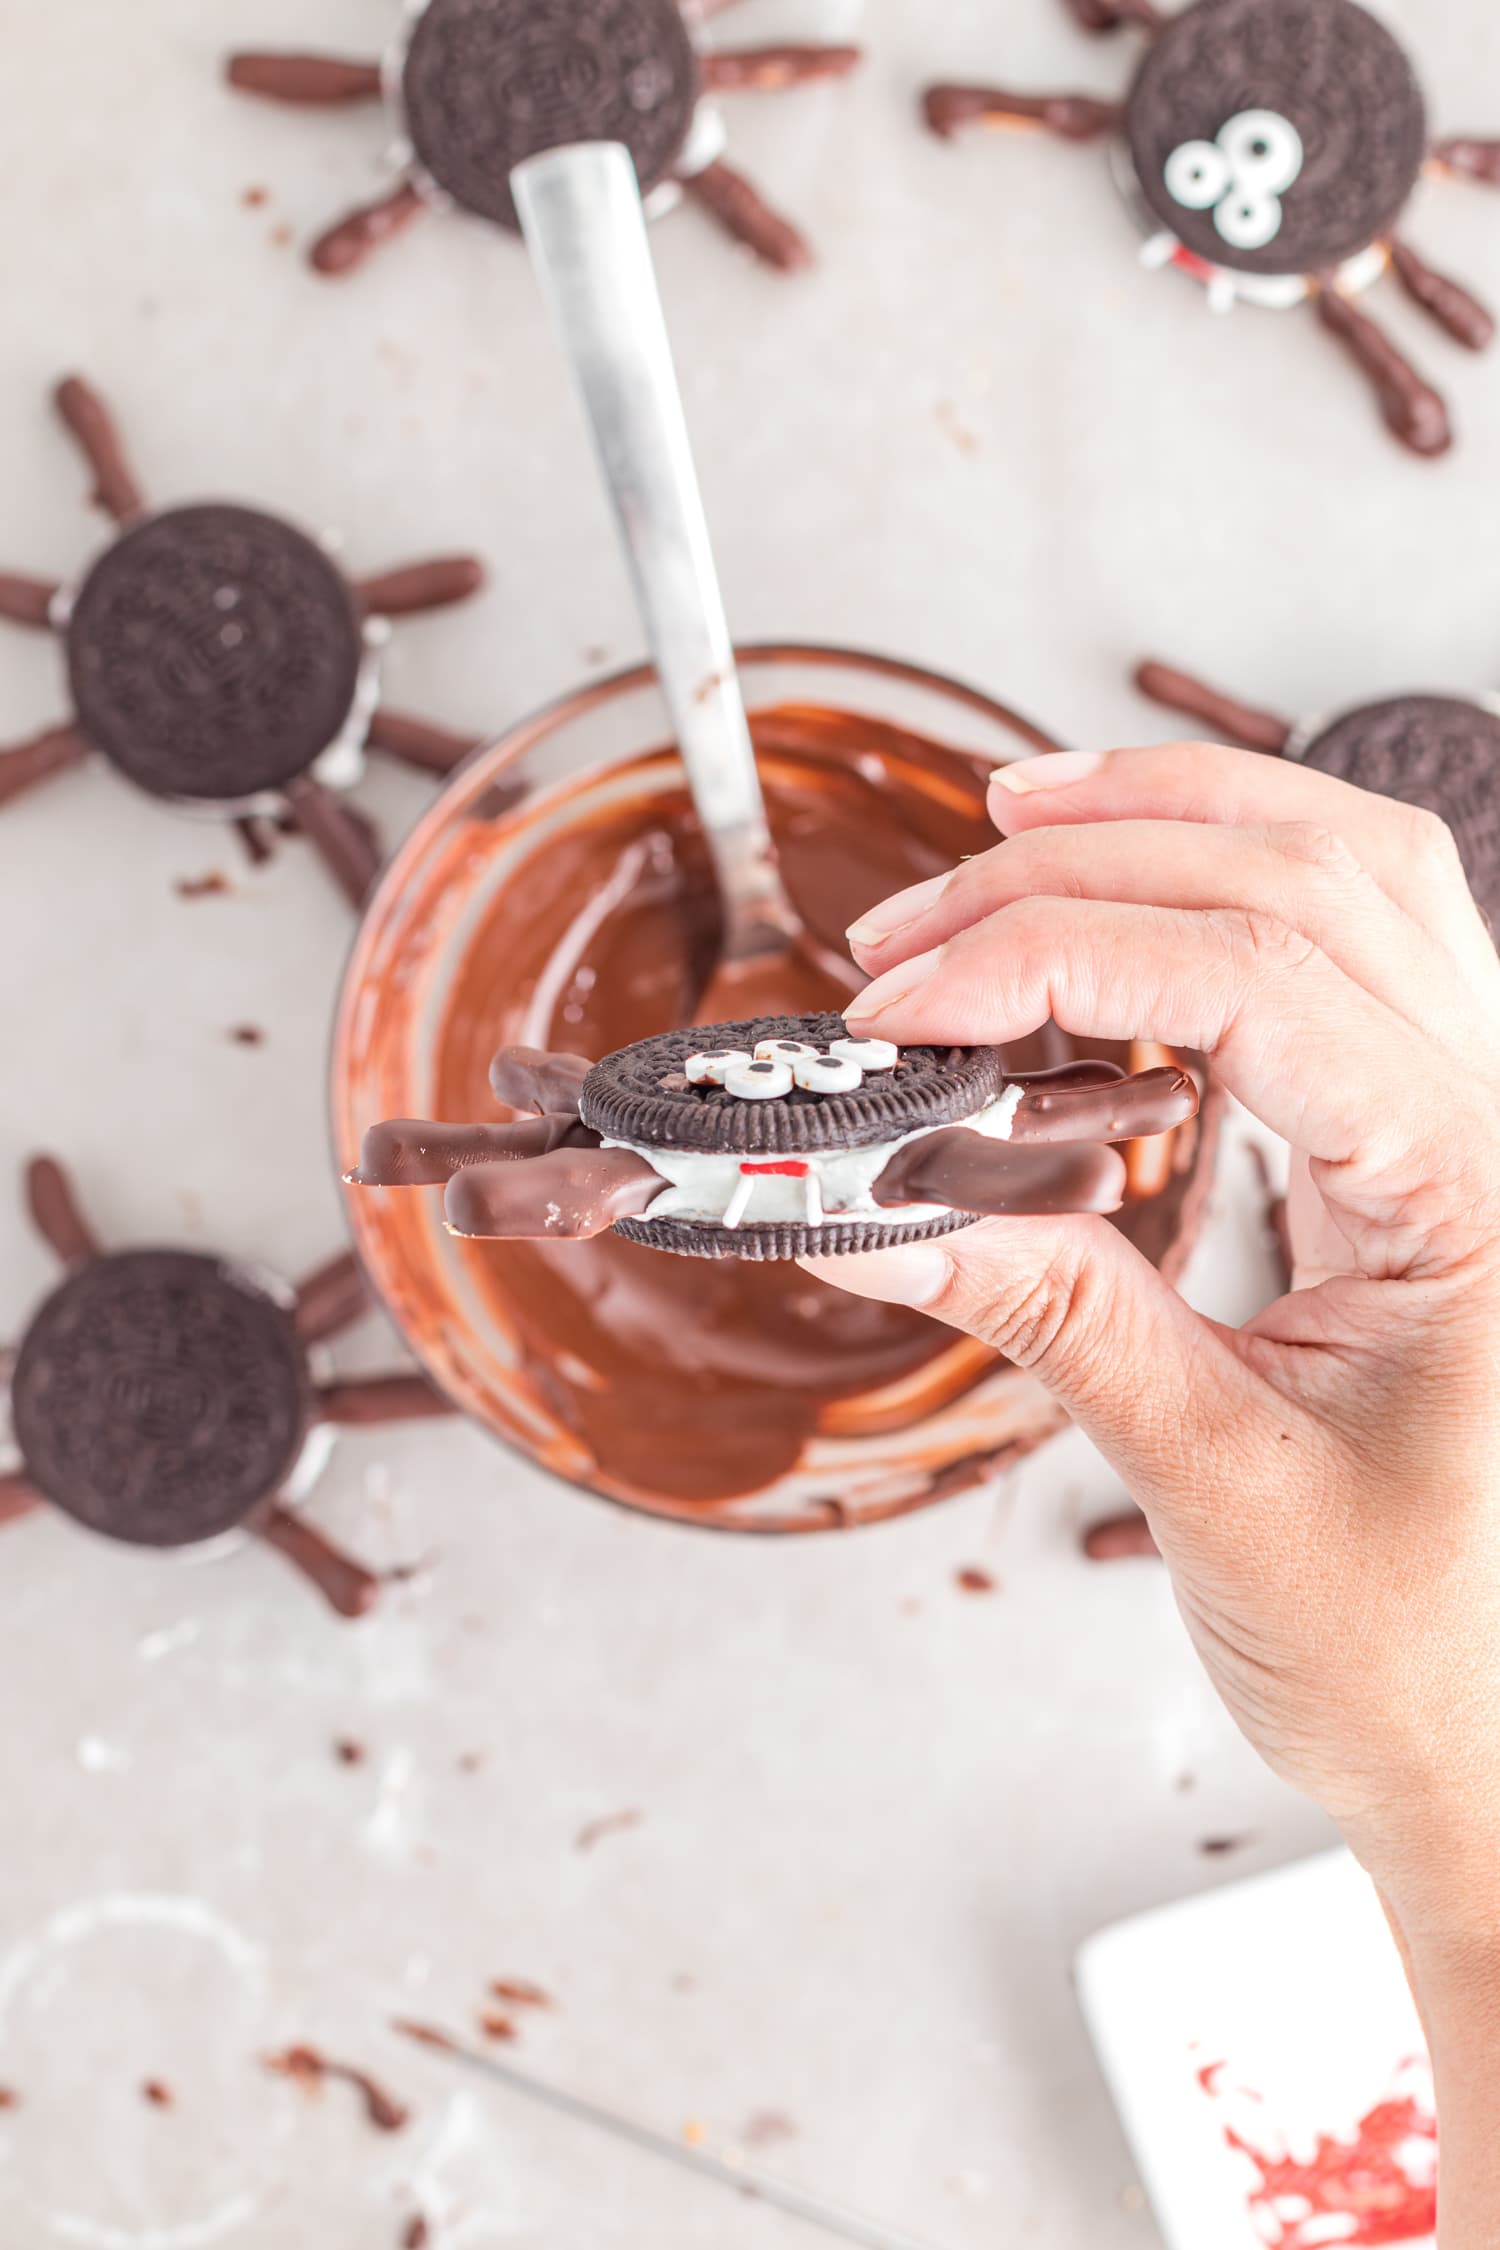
left=348, top=1027, right=1199, bottom=1251
left=0, top=573, right=60, bottom=629
left=225, top=51, right=385, bottom=105
left=924, top=86, right=1124, bottom=143
left=54, top=376, right=147, bottom=523
left=1062, top=0, right=1163, bottom=31
left=1134, top=660, right=1294, bottom=754
left=1431, top=137, right=1500, bottom=186
left=698, top=45, right=860, bottom=94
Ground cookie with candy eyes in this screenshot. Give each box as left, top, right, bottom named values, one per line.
left=922, top=0, right=1500, bottom=458
left=347, top=1012, right=1202, bottom=1263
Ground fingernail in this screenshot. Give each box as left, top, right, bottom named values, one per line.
left=845, top=944, right=943, bottom=1024
left=802, top=1242, right=952, bottom=1305
left=990, top=749, right=1103, bottom=795
left=845, top=871, right=949, bottom=949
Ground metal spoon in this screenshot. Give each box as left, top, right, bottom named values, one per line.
left=512, top=140, right=857, bottom=1022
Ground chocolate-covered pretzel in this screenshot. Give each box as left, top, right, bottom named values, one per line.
left=922, top=0, right=1500, bottom=456
left=348, top=1014, right=1199, bottom=1261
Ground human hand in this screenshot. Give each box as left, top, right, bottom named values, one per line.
left=811, top=740, right=1500, bottom=1960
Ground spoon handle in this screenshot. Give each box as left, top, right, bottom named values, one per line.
left=513, top=142, right=789, bottom=944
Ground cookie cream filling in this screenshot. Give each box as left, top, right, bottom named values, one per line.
left=603, top=1084, right=1025, bottom=1232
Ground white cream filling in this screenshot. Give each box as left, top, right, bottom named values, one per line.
left=604, top=1084, right=1024, bottom=1231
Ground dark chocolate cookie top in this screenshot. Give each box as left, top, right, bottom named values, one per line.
left=66, top=503, right=365, bottom=802
left=401, top=0, right=699, bottom=230
left=1127, top=0, right=1426, bottom=277
left=581, top=1013, right=1006, bottom=1156
left=12, top=1250, right=313, bottom=1548
left=1302, top=694, right=1500, bottom=932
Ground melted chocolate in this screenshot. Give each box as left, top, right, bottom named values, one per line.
left=418, top=708, right=1210, bottom=1509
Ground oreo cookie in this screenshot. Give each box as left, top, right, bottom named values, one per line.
left=66, top=503, right=365, bottom=802
left=1300, top=694, right=1500, bottom=930
left=581, top=1011, right=1008, bottom=1260
left=11, top=1249, right=312, bottom=1547
left=1127, top=0, right=1426, bottom=277
left=401, top=0, right=700, bottom=231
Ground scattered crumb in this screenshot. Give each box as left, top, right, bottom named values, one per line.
left=142, top=2080, right=174, bottom=2109
left=935, top=399, right=979, bottom=456
left=401, top=2220, right=430, bottom=2250
left=264, top=2046, right=410, bottom=2133
left=174, top=872, right=230, bottom=900
left=575, top=1807, right=643, bottom=1854
left=0, top=2088, right=19, bottom=2110
left=743, top=2110, right=798, bottom=2149
left=478, top=2012, right=516, bottom=2043
left=1081, top=1511, right=1160, bottom=1561
left=390, top=2020, right=461, bottom=2056
left=229, top=1024, right=265, bottom=1047
left=334, top=1738, right=367, bottom=1767
left=1176, top=1772, right=1197, bottom=1795
left=681, top=2119, right=707, bottom=2147
left=490, top=1979, right=552, bottom=2011
left=271, top=223, right=295, bottom=249
left=242, top=185, right=269, bottom=208
left=456, top=1751, right=485, bottom=1774
left=955, top=1566, right=997, bottom=1594
left=582, top=644, right=611, bottom=667
left=1199, top=1834, right=1257, bottom=1858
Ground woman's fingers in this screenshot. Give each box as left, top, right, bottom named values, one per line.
left=845, top=893, right=1493, bottom=1278
left=848, top=816, right=1477, bottom=1048
left=983, top=742, right=1497, bottom=985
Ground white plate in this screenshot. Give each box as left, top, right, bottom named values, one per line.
left=1077, top=1850, right=1435, bottom=2249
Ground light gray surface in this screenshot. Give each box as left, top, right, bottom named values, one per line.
left=1, top=0, right=1492, bottom=2242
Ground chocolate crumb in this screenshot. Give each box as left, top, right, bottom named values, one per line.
left=402, top=2220, right=430, bottom=2250
left=490, top=1978, right=552, bottom=2011
left=575, top=1807, right=643, bottom=1854
left=271, top=224, right=295, bottom=249
left=334, top=1738, right=366, bottom=1766
left=264, top=2045, right=409, bottom=2133
left=0, top=2087, right=20, bottom=2109
left=1082, top=1511, right=1160, bottom=1561
left=955, top=1566, right=997, bottom=1594
left=243, top=185, right=269, bottom=208
left=175, top=872, right=230, bottom=900
left=1199, top=1833, right=1257, bottom=1858
left=743, top=2110, right=798, bottom=2149
left=390, top=2019, right=461, bottom=2056
left=142, top=2080, right=174, bottom=2108
left=456, top=1751, right=485, bottom=1773
left=478, top=2011, right=516, bottom=2043
left=230, top=1024, right=265, bottom=1047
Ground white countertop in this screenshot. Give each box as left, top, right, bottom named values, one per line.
left=3, top=0, right=1493, bottom=2241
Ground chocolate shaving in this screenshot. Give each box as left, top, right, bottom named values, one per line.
left=490, top=1979, right=553, bottom=2010
left=955, top=1566, right=997, bottom=1593
left=175, top=872, right=230, bottom=900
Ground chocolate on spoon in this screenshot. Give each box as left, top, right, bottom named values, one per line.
left=348, top=1014, right=1199, bottom=1261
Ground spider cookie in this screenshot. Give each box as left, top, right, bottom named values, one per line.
left=0, top=377, right=488, bottom=904
left=1, top=1156, right=453, bottom=1617
left=347, top=1013, right=1199, bottom=1261
left=228, top=0, right=862, bottom=276
left=924, top=0, right=1500, bottom=456
left=1136, top=658, right=1500, bottom=932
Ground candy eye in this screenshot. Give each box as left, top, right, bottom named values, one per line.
left=792, top=1054, right=863, bottom=1093
left=829, top=1038, right=898, bottom=1071
left=1214, top=189, right=1283, bottom=250
left=1164, top=138, right=1232, bottom=211
left=754, top=1038, right=819, bottom=1062
left=725, top=1058, right=794, bottom=1099
left=1217, top=109, right=1302, bottom=197
left=685, top=1049, right=752, bottom=1086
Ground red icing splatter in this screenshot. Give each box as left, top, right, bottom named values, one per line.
left=1201, top=2063, right=1436, bottom=2247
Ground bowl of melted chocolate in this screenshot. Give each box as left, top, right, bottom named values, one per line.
left=333, top=645, right=1218, bottom=1531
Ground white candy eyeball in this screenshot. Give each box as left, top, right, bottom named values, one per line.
left=792, top=1053, right=863, bottom=1093
left=829, top=1037, right=898, bottom=1071
left=1216, top=109, right=1302, bottom=196
left=754, top=1038, right=819, bottom=1062
left=1164, top=138, right=1232, bottom=211
left=725, top=1058, right=794, bottom=1099
left=1214, top=188, right=1283, bottom=250
left=686, top=1049, right=751, bottom=1086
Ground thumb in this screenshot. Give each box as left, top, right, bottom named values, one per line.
left=800, top=1216, right=1255, bottom=1503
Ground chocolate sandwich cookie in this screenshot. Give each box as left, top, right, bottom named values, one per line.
left=1298, top=695, right=1500, bottom=929
left=1128, top=0, right=1426, bottom=278
left=11, top=1250, right=312, bottom=1546
left=401, top=0, right=700, bottom=230
left=66, top=504, right=365, bottom=801
left=349, top=1012, right=1200, bottom=1263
